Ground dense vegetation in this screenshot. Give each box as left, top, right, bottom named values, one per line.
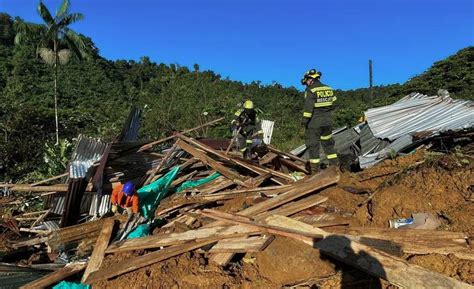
left=0, top=12, right=472, bottom=182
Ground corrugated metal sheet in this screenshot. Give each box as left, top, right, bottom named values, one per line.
left=261, top=119, right=274, bottom=145
left=60, top=178, right=88, bottom=228
left=366, top=93, right=474, bottom=141
left=359, top=134, right=414, bottom=168
left=89, top=194, right=111, bottom=216
left=115, top=106, right=142, bottom=143
left=69, top=135, right=108, bottom=179
left=0, top=263, right=51, bottom=288
left=43, top=220, right=60, bottom=230
left=290, top=127, right=357, bottom=156
left=50, top=193, right=66, bottom=215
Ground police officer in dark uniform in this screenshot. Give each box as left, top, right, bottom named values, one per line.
left=301, top=69, right=338, bottom=174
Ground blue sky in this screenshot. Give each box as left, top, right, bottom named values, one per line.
left=2, top=0, right=473, bottom=89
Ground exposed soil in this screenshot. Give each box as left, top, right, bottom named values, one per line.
left=2, top=149, right=473, bottom=287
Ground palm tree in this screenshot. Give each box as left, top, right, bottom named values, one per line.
left=15, top=0, right=89, bottom=144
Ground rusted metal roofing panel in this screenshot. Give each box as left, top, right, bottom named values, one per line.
left=365, top=93, right=474, bottom=141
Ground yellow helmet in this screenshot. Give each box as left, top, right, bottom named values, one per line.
left=301, top=69, right=321, bottom=84
left=243, top=100, right=254, bottom=109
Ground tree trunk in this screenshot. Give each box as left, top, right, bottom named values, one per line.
left=54, top=40, right=59, bottom=145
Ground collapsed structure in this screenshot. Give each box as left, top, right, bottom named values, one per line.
left=294, top=91, right=474, bottom=169
left=0, top=92, right=473, bottom=288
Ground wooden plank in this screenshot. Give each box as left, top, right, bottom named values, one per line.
left=201, top=209, right=323, bottom=243
left=209, top=169, right=338, bottom=265
left=87, top=240, right=217, bottom=283
left=176, top=139, right=250, bottom=187
left=145, top=143, right=177, bottom=185
left=257, top=194, right=328, bottom=219
left=243, top=172, right=271, bottom=188
left=10, top=184, right=69, bottom=192
left=327, top=227, right=473, bottom=260
left=267, top=145, right=308, bottom=163
left=264, top=215, right=472, bottom=289
left=47, top=215, right=126, bottom=252
left=81, top=219, right=116, bottom=283
left=236, top=168, right=338, bottom=217
left=20, top=262, right=87, bottom=289
left=138, top=117, right=225, bottom=152
left=178, top=134, right=295, bottom=183
left=31, top=173, right=68, bottom=186
left=200, top=177, right=235, bottom=194
left=279, top=157, right=309, bottom=174
left=209, top=235, right=275, bottom=253
left=106, top=225, right=259, bottom=253
left=259, top=151, right=279, bottom=166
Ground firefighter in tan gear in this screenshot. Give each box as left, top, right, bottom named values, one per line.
left=231, top=100, right=264, bottom=160
left=301, top=69, right=338, bottom=174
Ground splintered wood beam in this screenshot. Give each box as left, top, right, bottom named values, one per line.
left=200, top=209, right=323, bottom=242
left=209, top=169, right=339, bottom=266
left=82, top=219, right=116, bottom=283
left=144, top=143, right=178, bottom=185
left=257, top=194, right=328, bottom=219
left=177, top=133, right=295, bottom=183
left=105, top=225, right=258, bottom=254
left=176, top=139, right=250, bottom=187
left=267, top=145, right=308, bottom=164
left=327, top=227, right=473, bottom=260
left=31, top=173, right=68, bottom=187
left=20, top=262, right=87, bottom=289
left=243, top=172, right=271, bottom=188
left=264, top=215, right=472, bottom=289
left=279, top=157, right=309, bottom=174
left=87, top=240, right=218, bottom=284
left=138, top=117, right=225, bottom=152
left=208, top=235, right=275, bottom=253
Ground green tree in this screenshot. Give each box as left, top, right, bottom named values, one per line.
left=14, top=0, right=91, bottom=144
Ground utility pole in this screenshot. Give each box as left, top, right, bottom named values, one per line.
left=369, top=59, right=373, bottom=103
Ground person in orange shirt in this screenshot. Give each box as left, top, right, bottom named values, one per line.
left=111, top=181, right=139, bottom=216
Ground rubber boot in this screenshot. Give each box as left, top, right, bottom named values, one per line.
left=310, top=164, right=319, bottom=175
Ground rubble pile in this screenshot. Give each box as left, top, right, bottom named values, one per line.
left=0, top=94, right=473, bottom=289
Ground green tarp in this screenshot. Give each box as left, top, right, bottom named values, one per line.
left=176, top=172, right=221, bottom=192
left=126, top=223, right=150, bottom=239
left=137, top=166, right=180, bottom=218
left=53, top=281, right=90, bottom=289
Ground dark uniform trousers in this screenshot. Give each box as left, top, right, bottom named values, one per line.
left=302, top=80, right=338, bottom=169
left=305, top=109, right=338, bottom=166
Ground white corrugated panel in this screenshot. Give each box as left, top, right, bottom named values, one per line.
left=365, top=93, right=474, bottom=141
left=261, top=119, right=274, bottom=145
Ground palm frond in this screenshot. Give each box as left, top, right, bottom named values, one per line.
left=63, top=29, right=86, bottom=59
left=37, top=47, right=55, bottom=65
left=57, top=0, right=70, bottom=19
left=37, top=1, right=55, bottom=26
left=57, top=13, right=84, bottom=28
left=58, top=49, right=71, bottom=65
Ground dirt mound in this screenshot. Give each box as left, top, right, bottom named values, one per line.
left=94, top=250, right=274, bottom=289
left=407, top=254, right=474, bottom=284
left=254, top=236, right=335, bottom=285
left=318, top=150, right=474, bottom=237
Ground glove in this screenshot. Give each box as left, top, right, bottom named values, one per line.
left=111, top=205, right=118, bottom=214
